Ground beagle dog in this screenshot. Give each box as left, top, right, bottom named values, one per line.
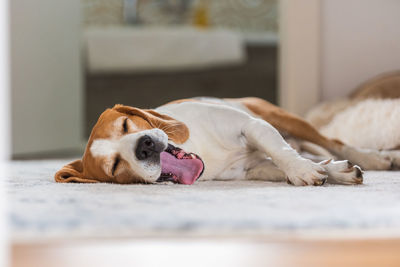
left=55, top=97, right=400, bottom=186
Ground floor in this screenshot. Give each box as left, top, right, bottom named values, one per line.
left=7, top=159, right=400, bottom=241
left=7, top=159, right=400, bottom=266
left=12, top=238, right=400, bottom=267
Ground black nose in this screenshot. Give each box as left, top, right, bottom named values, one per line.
left=135, top=135, right=161, bottom=160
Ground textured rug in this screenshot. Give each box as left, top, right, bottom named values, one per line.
left=6, top=159, right=400, bottom=242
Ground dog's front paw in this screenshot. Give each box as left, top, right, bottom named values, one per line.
left=286, top=159, right=328, bottom=186
left=322, top=159, right=363, bottom=185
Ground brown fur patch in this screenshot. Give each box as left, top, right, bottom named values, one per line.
left=55, top=104, right=190, bottom=184
left=237, top=97, right=344, bottom=153
left=113, top=105, right=189, bottom=144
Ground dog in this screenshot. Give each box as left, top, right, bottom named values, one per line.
left=306, top=71, right=400, bottom=151
left=55, top=95, right=400, bottom=186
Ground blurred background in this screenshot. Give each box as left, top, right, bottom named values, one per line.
left=9, top=0, right=400, bottom=159
left=10, top=0, right=279, bottom=159
left=3, top=1, right=400, bottom=266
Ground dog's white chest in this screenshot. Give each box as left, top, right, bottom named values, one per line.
left=156, top=102, right=253, bottom=180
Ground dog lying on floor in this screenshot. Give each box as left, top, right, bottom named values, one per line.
left=55, top=93, right=400, bottom=186
left=306, top=71, right=400, bottom=151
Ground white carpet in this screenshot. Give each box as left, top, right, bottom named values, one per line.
left=6, top=159, right=400, bottom=242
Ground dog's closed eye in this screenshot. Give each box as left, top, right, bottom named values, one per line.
left=122, top=118, right=128, bottom=133
left=111, top=156, right=120, bottom=176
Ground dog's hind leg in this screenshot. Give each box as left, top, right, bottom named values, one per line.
left=380, top=150, right=400, bottom=170
left=242, top=118, right=329, bottom=186
left=245, top=157, right=363, bottom=185
left=299, top=141, right=334, bottom=159
left=237, top=97, right=396, bottom=170
left=245, top=159, right=286, bottom=182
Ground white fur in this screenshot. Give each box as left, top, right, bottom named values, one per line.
left=90, top=139, right=119, bottom=157
left=322, top=160, right=363, bottom=185
left=90, top=129, right=168, bottom=181
left=157, top=102, right=330, bottom=186
left=91, top=101, right=364, bottom=185
left=321, top=99, right=400, bottom=150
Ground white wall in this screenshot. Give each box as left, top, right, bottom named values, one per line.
left=321, top=0, right=400, bottom=100
left=0, top=0, right=10, bottom=265
left=10, top=0, right=83, bottom=156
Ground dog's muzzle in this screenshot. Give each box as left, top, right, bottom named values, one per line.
left=135, top=135, right=165, bottom=160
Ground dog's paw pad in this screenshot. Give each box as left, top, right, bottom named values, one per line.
left=287, top=160, right=328, bottom=186
left=313, top=177, right=327, bottom=186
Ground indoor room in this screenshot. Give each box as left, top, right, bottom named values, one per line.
left=0, top=0, right=400, bottom=266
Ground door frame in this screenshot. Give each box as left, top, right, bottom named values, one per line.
left=279, top=0, right=321, bottom=115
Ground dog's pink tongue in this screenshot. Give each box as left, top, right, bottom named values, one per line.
left=160, top=151, right=203, bottom=185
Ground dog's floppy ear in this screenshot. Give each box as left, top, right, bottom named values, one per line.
left=113, top=104, right=189, bottom=144
left=55, top=159, right=99, bottom=183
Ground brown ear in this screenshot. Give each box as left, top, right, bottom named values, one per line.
left=55, top=159, right=99, bottom=183
left=113, top=104, right=189, bottom=144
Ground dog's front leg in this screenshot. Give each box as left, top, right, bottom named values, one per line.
left=243, top=118, right=328, bottom=186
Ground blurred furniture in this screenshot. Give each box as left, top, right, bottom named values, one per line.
left=85, top=27, right=245, bottom=73
left=85, top=28, right=277, bottom=136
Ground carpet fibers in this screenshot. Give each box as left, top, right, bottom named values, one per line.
left=6, top=159, right=400, bottom=242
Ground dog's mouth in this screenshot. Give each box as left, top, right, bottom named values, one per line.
left=157, top=144, right=204, bottom=185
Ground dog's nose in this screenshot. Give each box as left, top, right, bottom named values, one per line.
left=135, top=135, right=162, bottom=160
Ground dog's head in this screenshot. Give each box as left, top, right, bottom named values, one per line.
left=55, top=105, right=204, bottom=185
